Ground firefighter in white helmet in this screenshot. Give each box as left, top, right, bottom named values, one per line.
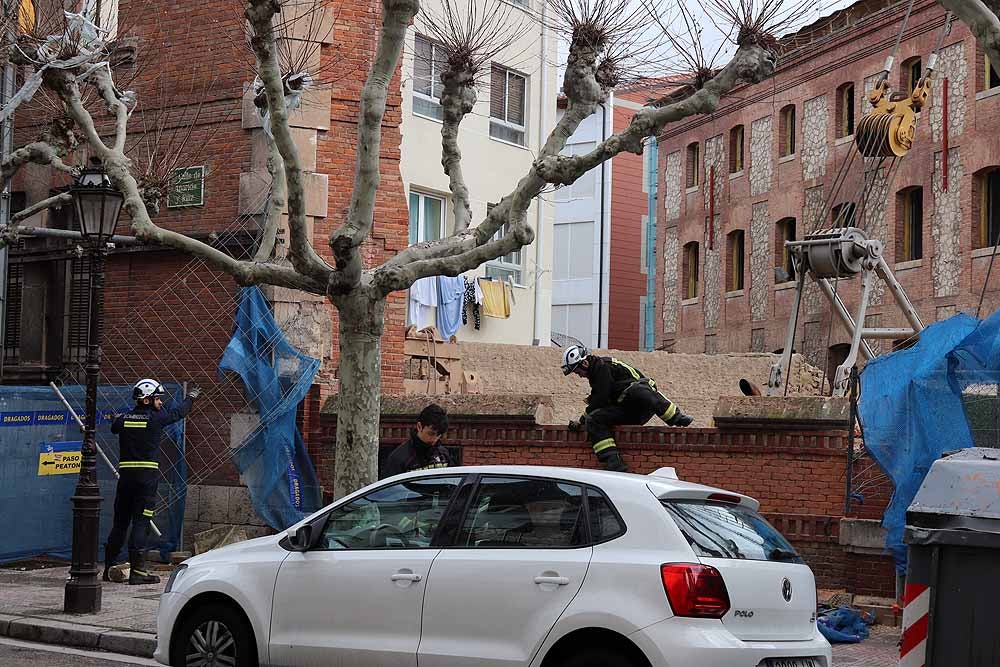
left=562, top=345, right=692, bottom=473
left=103, top=379, right=201, bottom=585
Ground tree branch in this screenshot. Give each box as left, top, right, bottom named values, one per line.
left=1, top=140, right=78, bottom=188
left=535, top=42, right=776, bottom=186
left=937, top=0, right=1000, bottom=70
left=328, top=0, right=418, bottom=294
left=10, top=192, right=73, bottom=225
left=254, top=135, right=287, bottom=262
left=91, top=67, right=130, bottom=153
left=440, top=68, right=476, bottom=232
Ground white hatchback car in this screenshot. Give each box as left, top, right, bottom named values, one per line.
left=155, top=466, right=831, bottom=667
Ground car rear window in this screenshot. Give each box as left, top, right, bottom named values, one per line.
left=662, top=500, right=804, bottom=563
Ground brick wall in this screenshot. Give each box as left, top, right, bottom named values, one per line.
left=319, top=413, right=895, bottom=597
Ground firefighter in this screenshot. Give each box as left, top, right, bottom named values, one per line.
left=103, top=379, right=201, bottom=585
left=382, top=404, right=452, bottom=478
left=562, top=345, right=692, bottom=473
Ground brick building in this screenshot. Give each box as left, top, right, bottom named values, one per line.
left=1, top=0, right=410, bottom=500
left=655, top=0, right=1000, bottom=378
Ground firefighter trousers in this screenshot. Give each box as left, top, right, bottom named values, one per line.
left=586, top=380, right=679, bottom=454
left=104, top=470, right=157, bottom=565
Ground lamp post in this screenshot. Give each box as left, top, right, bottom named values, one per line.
left=64, top=162, right=124, bottom=614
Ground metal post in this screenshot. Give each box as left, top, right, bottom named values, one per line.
left=875, top=255, right=925, bottom=334
left=832, top=268, right=875, bottom=396
left=815, top=277, right=876, bottom=360
left=845, top=366, right=859, bottom=515
left=767, top=266, right=807, bottom=395
left=64, top=246, right=104, bottom=613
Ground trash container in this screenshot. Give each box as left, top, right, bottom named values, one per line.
left=901, top=447, right=1000, bottom=667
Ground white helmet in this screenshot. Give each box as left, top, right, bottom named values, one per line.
left=133, top=378, right=166, bottom=402
left=561, top=344, right=589, bottom=375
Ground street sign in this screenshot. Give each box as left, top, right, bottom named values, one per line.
left=167, top=166, right=206, bottom=208
left=38, top=441, right=82, bottom=476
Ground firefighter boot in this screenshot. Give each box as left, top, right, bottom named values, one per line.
left=661, top=403, right=694, bottom=427
left=128, top=552, right=160, bottom=585
left=597, top=448, right=629, bottom=473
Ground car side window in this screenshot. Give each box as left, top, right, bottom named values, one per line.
left=587, top=488, right=626, bottom=543
left=317, top=476, right=463, bottom=550
left=459, top=477, right=585, bottom=548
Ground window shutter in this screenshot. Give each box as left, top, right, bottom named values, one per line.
left=490, top=66, right=506, bottom=120
left=414, top=36, right=433, bottom=97
left=432, top=43, right=447, bottom=99
left=3, top=261, right=22, bottom=363
left=65, top=257, right=92, bottom=364
left=507, top=73, right=525, bottom=126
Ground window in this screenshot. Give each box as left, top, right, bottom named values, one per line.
left=776, top=218, right=796, bottom=282
left=485, top=218, right=524, bottom=285
left=837, top=83, right=855, bottom=138
left=3, top=260, right=22, bottom=365
left=832, top=202, right=856, bottom=228
left=897, top=187, right=923, bottom=261
left=986, top=52, right=1000, bottom=90
left=408, top=191, right=444, bottom=244
left=587, top=488, right=626, bottom=542
left=555, top=142, right=597, bottom=201
left=686, top=142, right=700, bottom=188
left=683, top=241, right=699, bottom=299
left=779, top=105, right=796, bottom=157
left=552, top=221, right=594, bottom=281
left=727, top=230, right=745, bottom=292
left=413, top=35, right=447, bottom=120
left=902, top=57, right=922, bottom=93
left=318, top=477, right=463, bottom=550
left=976, top=168, right=1000, bottom=249
left=551, top=304, right=593, bottom=348
left=490, top=65, right=527, bottom=146
left=459, top=477, right=585, bottom=548
left=662, top=500, right=803, bottom=563
left=729, top=125, right=744, bottom=173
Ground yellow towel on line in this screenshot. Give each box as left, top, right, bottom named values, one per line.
left=479, top=279, right=510, bottom=319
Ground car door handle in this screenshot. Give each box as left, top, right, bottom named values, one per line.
left=391, top=573, right=423, bottom=582
left=534, top=576, right=570, bottom=586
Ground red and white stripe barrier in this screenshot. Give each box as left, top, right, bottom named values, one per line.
left=899, top=583, right=930, bottom=667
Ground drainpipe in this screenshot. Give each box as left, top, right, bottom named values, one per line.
left=644, top=136, right=658, bottom=351
left=0, top=57, right=14, bottom=376
left=596, top=96, right=611, bottom=347
left=532, top=0, right=549, bottom=346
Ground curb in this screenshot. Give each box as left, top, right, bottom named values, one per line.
left=0, top=612, right=156, bottom=659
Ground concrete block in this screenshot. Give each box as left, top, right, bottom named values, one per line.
left=99, top=629, right=157, bottom=658
left=277, top=2, right=336, bottom=43
left=198, top=485, right=230, bottom=525
left=8, top=617, right=106, bottom=649
left=251, top=126, right=319, bottom=173
left=840, top=518, right=888, bottom=554
left=230, top=411, right=261, bottom=453
left=0, top=612, right=18, bottom=635
left=714, top=395, right=850, bottom=431
left=183, top=484, right=201, bottom=522
left=194, top=525, right=248, bottom=555
left=302, top=172, right=329, bottom=218
left=227, top=486, right=261, bottom=526
left=238, top=170, right=270, bottom=215
left=242, top=85, right=331, bottom=131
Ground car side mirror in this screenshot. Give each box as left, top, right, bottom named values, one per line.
left=287, top=524, right=313, bottom=552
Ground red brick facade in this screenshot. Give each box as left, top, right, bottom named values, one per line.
left=656, top=0, right=1000, bottom=367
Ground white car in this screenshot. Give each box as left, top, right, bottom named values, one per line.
left=155, top=465, right=831, bottom=667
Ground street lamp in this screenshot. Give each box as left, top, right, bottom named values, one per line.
left=64, top=161, right=123, bottom=614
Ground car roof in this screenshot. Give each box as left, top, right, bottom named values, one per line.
left=397, top=464, right=759, bottom=509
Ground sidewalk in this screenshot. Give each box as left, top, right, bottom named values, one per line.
left=0, top=563, right=900, bottom=665
left=0, top=562, right=164, bottom=659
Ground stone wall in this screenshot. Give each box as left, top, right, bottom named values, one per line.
left=662, top=227, right=679, bottom=334
left=749, top=116, right=773, bottom=196
left=663, top=151, right=682, bottom=221
left=750, top=201, right=771, bottom=321
left=801, top=94, right=829, bottom=181
left=929, top=41, right=967, bottom=143
left=932, top=147, right=963, bottom=297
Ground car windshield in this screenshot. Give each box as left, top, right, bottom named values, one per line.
left=662, top=500, right=803, bottom=563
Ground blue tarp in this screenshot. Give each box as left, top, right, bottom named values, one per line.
left=859, top=310, right=1000, bottom=572
left=0, top=383, right=187, bottom=563
left=219, top=286, right=322, bottom=531
left=817, top=606, right=873, bottom=644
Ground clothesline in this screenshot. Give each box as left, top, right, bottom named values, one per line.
left=408, top=274, right=515, bottom=338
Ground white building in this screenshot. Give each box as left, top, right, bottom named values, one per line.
left=399, top=0, right=558, bottom=346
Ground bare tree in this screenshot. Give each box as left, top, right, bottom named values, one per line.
left=0, top=0, right=791, bottom=498
left=936, top=0, right=1000, bottom=70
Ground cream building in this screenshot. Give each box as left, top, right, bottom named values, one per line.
left=399, top=0, right=558, bottom=346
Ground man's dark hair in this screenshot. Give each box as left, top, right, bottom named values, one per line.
left=418, top=403, right=449, bottom=435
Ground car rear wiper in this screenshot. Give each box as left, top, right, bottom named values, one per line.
left=768, top=547, right=799, bottom=561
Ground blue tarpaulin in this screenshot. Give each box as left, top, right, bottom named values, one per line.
left=0, top=383, right=187, bottom=563
left=218, top=286, right=322, bottom=531
left=859, top=310, right=1000, bottom=571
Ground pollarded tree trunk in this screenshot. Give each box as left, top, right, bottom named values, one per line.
left=332, top=290, right=386, bottom=498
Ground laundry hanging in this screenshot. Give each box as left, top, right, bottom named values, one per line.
left=463, top=276, right=481, bottom=330
left=436, top=275, right=465, bottom=339
left=479, top=278, right=510, bottom=319
left=408, top=276, right=438, bottom=328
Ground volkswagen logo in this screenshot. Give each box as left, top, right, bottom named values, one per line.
left=781, top=578, right=793, bottom=603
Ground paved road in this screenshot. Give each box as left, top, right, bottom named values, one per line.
left=0, top=636, right=157, bottom=667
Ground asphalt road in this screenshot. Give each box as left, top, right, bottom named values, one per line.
left=0, top=636, right=158, bottom=667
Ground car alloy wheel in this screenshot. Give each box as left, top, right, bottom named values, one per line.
left=186, top=619, right=237, bottom=667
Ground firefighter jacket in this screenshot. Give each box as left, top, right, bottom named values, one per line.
left=382, top=431, right=452, bottom=479
left=111, top=398, right=194, bottom=471
left=585, top=356, right=648, bottom=411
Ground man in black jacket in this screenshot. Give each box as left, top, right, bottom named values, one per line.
left=562, top=345, right=692, bottom=473
left=382, top=404, right=453, bottom=478
left=103, top=379, right=200, bottom=585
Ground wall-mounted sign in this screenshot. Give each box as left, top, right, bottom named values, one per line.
left=38, top=441, right=82, bottom=476
left=167, top=166, right=206, bottom=208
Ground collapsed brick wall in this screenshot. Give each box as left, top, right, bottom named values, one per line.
left=319, top=413, right=895, bottom=598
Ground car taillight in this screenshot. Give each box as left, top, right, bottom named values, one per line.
left=661, top=563, right=731, bottom=619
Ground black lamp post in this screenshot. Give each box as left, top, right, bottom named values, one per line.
left=64, top=162, right=124, bottom=614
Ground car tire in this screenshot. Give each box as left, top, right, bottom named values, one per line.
left=170, top=602, right=257, bottom=667
left=559, top=648, right=637, bottom=667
